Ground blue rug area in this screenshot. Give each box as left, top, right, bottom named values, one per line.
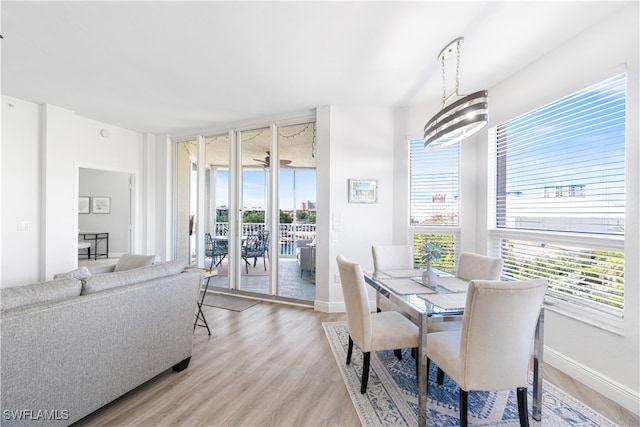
left=323, top=321, right=616, bottom=427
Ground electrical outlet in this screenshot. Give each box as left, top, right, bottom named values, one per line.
left=334, top=274, right=340, bottom=283
left=17, top=221, right=30, bottom=231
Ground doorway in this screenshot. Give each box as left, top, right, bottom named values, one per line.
left=78, top=168, right=133, bottom=260
left=175, top=121, right=317, bottom=303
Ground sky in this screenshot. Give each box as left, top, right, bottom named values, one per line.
left=211, top=168, right=316, bottom=211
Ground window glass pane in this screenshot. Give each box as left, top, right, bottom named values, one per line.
left=496, top=73, right=626, bottom=234
left=411, top=233, right=456, bottom=273
left=409, top=139, right=459, bottom=226
left=498, top=238, right=623, bottom=314
left=492, top=73, right=626, bottom=317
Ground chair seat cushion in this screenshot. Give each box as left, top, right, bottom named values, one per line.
left=427, top=319, right=462, bottom=333
left=426, top=330, right=461, bottom=381
left=370, top=311, right=419, bottom=352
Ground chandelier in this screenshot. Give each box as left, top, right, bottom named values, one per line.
left=424, top=37, right=488, bottom=151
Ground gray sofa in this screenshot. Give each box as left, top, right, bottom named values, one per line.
left=0, top=259, right=203, bottom=426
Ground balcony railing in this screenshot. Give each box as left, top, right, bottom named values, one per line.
left=212, top=222, right=316, bottom=256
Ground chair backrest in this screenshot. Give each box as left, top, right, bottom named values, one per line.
left=205, top=233, right=214, bottom=254
left=371, top=245, right=413, bottom=272
left=243, top=234, right=264, bottom=256
left=336, top=255, right=372, bottom=351
left=296, top=239, right=313, bottom=249
left=459, top=278, right=547, bottom=391
left=455, top=252, right=503, bottom=281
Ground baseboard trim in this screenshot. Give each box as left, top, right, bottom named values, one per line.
left=314, top=300, right=345, bottom=313
left=545, top=346, right=640, bottom=416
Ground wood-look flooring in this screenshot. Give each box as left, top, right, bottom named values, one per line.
left=75, top=299, right=639, bottom=427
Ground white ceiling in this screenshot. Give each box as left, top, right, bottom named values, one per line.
left=1, top=1, right=629, bottom=137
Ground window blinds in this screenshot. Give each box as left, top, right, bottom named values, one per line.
left=496, top=73, right=626, bottom=235
left=409, top=139, right=459, bottom=226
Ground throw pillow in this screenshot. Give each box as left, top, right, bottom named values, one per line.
left=53, top=266, right=92, bottom=280
left=113, top=254, right=156, bottom=272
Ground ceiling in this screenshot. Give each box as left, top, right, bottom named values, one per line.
left=1, top=1, right=629, bottom=138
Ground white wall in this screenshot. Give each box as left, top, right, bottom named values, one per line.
left=396, top=3, right=639, bottom=413
left=314, top=105, right=395, bottom=312
left=1, top=99, right=151, bottom=286
left=1, top=97, right=43, bottom=285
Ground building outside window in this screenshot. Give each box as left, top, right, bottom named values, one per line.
left=488, top=73, right=626, bottom=332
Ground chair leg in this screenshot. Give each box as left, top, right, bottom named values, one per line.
left=361, top=352, right=371, bottom=394
left=460, top=389, right=468, bottom=427
left=437, top=367, right=445, bottom=385
left=414, top=348, right=419, bottom=381
left=346, top=336, right=354, bottom=365
left=517, top=387, right=530, bottom=427
left=426, top=358, right=430, bottom=389
left=394, top=349, right=403, bottom=360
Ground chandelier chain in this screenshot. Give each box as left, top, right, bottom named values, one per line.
left=455, top=40, right=461, bottom=94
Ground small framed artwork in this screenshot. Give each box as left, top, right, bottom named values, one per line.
left=348, top=179, right=378, bottom=203
left=78, top=196, right=90, bottom=214
left=92, top=196, right=111, bottom=214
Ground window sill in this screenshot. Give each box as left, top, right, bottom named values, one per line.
left=543, top=296, right=624, bottom=336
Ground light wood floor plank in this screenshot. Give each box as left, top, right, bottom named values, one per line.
left=75, top=300, right=637, bottom=426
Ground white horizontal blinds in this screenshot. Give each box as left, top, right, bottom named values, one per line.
left=492, top=73, right=626, bottom=317
left=498, top=238, right=624, bottom=314
left=496, top=73, right=626, bottom=234
left=412, top=233, right=458, bottom=273
left=409, top=139, right=459, bottom=226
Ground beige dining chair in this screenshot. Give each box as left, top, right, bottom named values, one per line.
left=427, top=251, right=503, bottom=333
left=371, top=244, right=414, bottom=314
left=427, top=278, right=547, bottom=427
left=336, top=255, right=419, bottom=394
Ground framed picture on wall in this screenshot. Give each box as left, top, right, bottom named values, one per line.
left=79, top=196, right=90, bottom=214
left=92, top=196, right=111, bottom=214
left=348, top=179, right=378, bottom=203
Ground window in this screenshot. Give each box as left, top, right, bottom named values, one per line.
left=409, top=139, right=459, bottom=226
left=490, top=73, right=626, bottom=331
left=409, top=139, right=460, bottom=273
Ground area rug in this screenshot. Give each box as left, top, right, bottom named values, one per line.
left=202, top=292, right=260, bottom=312
left=323, top=321, right=616, bottom=427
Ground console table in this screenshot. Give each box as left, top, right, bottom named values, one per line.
left=78, top=232, right=109, bottom=260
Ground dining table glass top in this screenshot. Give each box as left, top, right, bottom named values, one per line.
left=365, top=269, right=468, bottom=317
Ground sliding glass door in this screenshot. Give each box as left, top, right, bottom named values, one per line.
left=175, top=121, right=316, bottom=303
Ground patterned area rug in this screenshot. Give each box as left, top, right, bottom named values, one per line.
left=323, top=321, right=616, bottom=427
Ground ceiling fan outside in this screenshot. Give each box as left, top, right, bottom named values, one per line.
left=253, top=151, right=292, bottom=168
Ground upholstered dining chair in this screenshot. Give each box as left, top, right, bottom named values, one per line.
left=336, top=255, right=420, bottom=394
left=427, top=278, right=547, bottom=427
left=371, top=244, right=414, bottom=314
left=427, top=251, right=504, bottom=333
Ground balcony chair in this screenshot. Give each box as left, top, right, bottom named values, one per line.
left=296, top=239, right=314, bottom=277
left=336, top=255, right=419, bottom=394
left=241, top=233, right=268, bottom=274
left=205, top=233, right=228, bottom=270
left=426, top=278, right=547, bottom=427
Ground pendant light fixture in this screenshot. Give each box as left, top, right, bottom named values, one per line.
left=424, top=37, right=488, bottom=151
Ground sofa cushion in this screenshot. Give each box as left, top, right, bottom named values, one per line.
left=53, top=266, right=92, bottom=280
left=1, top=278, right=82, bottom=312
left=113, top=254, right=156, bottom=272
left=81, top=259, right=188, bottom=295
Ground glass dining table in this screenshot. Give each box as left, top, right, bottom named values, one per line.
left=363, top=269, right=545, bottom=427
